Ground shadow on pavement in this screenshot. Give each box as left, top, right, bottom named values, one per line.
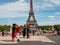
left=0, top=41, right=59, bottom=45
left=17, top=41, right=57, bottom=45
left=46, top=36, right=60, bottom=45
left=0, top=40, right=12, bottom=42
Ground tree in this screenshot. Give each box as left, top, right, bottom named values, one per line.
left=54, top=25, right=60, bottom=35
left=0, top=25, right=10, bottom=31
left=38, top=25, right=52, bottom=31
left=20, top=25, right=24, bottom=30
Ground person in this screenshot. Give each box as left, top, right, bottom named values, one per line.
left=32, top=30, right=35, bottom=36
left=23, top=24, right=30, bottom=38
left=26, top=25, right=30, bottom=38
left=12, top=24, right=16, bottom=42
left=39, top=29, right=44, bottom=36
left=16, top=24, right=21, bottom=41
left=22, top=25, right=26, bottom=38
left=2, top=31, right=5, bottom=36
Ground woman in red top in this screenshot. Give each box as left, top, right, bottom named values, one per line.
left=16, top=24, right=21, bottom=41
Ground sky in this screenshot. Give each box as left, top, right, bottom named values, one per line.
left=0, top=0, right=60, bottom=26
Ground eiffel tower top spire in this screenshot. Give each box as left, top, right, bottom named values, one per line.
left=30, top=0, right=34, bottom=13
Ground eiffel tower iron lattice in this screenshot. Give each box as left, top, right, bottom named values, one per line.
left=26, top=0, right=38, bottom=30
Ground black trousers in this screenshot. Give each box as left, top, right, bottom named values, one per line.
left=27, top=30, right=30, bottom=38
left=23, top=30, right=26, bottom=38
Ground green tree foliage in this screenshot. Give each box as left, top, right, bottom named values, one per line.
left=20, top=25, right=24, bottom=30
left=38, top=25, right=52, bottom=30
left=0, top=25, right=10, bottom=31
left=54, top=25, right=60, bottom=31
left=0, top=24, right=60, bottom=31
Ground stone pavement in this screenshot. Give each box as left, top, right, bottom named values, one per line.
left=0, top=36, right=60, bottom=45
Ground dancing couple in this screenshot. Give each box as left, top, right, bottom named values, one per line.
left=12, top=23, right=21, bottom=42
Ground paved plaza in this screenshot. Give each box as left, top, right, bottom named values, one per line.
left=0, top=36, right=60, bottom=45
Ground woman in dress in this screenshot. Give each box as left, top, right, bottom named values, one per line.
left=12, top=24, right=16, bottom=42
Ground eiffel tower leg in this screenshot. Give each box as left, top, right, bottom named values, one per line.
left=28, top=15, right=30, bottom=21
left=33, top=15, right=35, bottom=21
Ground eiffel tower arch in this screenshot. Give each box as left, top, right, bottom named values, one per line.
left=26, top=0, right=38, bottom=30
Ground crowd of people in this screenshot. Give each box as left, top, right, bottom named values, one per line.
left=12, top=23, right=30, bottom=42
left=0, top=23, right=59, bottom=42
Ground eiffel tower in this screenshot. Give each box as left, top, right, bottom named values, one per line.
left=26, top=0, right=38, bottom=30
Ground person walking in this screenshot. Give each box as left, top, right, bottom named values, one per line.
left=2, top=31, right=5, bottom=36
left=12, top=24, right=16, bottom=42
left=23, top=25, right=26, bottom=38
left=26, top=25, right=30, bottom=38
left=32, top=30, right=35, bottom=36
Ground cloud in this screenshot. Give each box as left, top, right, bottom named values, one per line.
left=34, top=1, right=54, bottom=10
left=0, top=10, right=28, bottom=18
left=34, top=0, right=60, bottom=10
left=19, top=0, right=25, bottom=2
left=0, top=0, right=29, bottom=11
left=38, top=21, right=60, bottom=26
left=48, top=16, right=56, bottom=21
left=54, top=12, right=60, bottom=19
left=48, top=16, right=55, bottom=19
left=55, top=12, right=60, bottom=15
left=0, top=0, right=60, bottom=18
left=0, top=0, right=19, bottom=5
left=49, top=0, right=60, bottom=5
left=0, top=0, right=29, bottom=18
left=43, top=0, right=60, bottom=6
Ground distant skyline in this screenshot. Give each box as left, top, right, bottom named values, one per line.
left=0, top=0, right=60, bottom=25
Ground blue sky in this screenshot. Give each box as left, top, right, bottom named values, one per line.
left=0, top=0, right=60, bottom=25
